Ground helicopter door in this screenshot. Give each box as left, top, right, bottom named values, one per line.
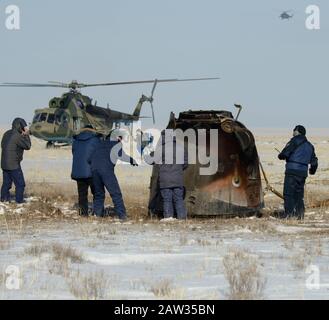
left=59, top=112, right=69, bottom=129
left=54, top=111, right=70, bottom=140
left=73, top=117, right=81, bottom=132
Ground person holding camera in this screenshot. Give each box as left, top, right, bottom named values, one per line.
left=1, top=118, right=31, bottom=204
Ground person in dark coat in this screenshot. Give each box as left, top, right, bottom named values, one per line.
left=1, top=118, right=31, bottom=203
left=91, top=132, right=138, bottom=220
left=155, top=130, right=188, bottom=220
left=278, top=125, right=318, bottom=220
left=71, top=125, right=101, bottom=216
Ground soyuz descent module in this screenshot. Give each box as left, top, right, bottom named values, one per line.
left=148, top=107, right=264, bottom=217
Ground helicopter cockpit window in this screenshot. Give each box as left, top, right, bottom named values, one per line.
left=47, top=114, right=55, bottom=124
left=33, top=114, right=41, bottom=124
left=39, top=113, right=48, bottom=123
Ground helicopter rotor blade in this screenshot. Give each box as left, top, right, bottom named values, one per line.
left=0, top=83, right=66, bottom=88
left=79, top=77, right=219, bottom=88
left=151, top=79, right=158, bottom=98
left=48, top=81, right=70, bottom=87
left=150, top=101, right=156, bottom=125
left=0, top=77, right=219, bottom=89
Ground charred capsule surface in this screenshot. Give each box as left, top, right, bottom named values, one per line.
left=148, top=110, right=264, bottom=217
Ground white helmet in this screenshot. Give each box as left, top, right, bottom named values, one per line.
left=109, top=128, right=130, bottom=142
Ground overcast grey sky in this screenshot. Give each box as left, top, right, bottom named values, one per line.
left=0, top=0, right=328, bottom=129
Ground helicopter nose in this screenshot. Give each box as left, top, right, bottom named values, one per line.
left=29, top=124, right=41, bottom=136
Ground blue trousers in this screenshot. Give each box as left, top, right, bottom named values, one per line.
left=283, top=174, right=306, bottom=219
left=92, top=169, right=126, bottom=219
left=160, top=187, right=187, bottom=219
left=1, top=168, right=26, bottom=203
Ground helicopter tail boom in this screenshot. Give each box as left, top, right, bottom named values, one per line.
left=133, top=80, right=158, bottom=123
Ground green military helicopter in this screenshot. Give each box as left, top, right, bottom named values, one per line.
left=0, top=78, right=218, bottom=147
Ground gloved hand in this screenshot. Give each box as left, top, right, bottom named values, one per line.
left=278, top=153, right=285, bottom=160
left=130, top=158, right=138, bottom=167
left=309, top=166, right=316, bottom=175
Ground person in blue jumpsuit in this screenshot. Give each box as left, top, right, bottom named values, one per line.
left=278, top=125, right=318, bottom=220
left=71, top=125, right=101, bottom=216
left=91, top=133, right=138, bottom=220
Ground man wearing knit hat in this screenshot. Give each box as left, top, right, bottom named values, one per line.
left=278, top=125, right=318, bottom=220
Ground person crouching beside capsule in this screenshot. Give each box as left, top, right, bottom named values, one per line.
left=155, top=130, right=188, bottom=221
left=71, top=125, right=101, bottom=217
left=1, top=118, right=31, bottom=204
left=90, top=131, right=138, bottom=221
left=278, top=125, right=318, bottom=220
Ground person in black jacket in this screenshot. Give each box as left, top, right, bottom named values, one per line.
left=1, top=118, right=31, bottom=203
left=278, top=125, right=318, bottom=220
left=155, top=130, right=188, bottom=220
left=71, top=126, right=101, bottom=216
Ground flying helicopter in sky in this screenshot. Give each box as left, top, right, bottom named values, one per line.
left=0, top=77, right=218, bottom=148
left=279, top=10, right=294, bottom=20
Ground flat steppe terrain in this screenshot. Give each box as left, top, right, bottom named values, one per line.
left=1, top=127, right=329, bottom=300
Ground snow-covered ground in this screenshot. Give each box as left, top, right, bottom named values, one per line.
left=0, top=129, right=329, bottom=300
left=1, top=204, right=329, bottom=300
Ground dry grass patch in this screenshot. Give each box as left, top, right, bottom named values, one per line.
left=24, top=243, right=50, bottom=257
left=291, top=252, right=312, bottom=271
left=27, top=182, right=76, bottom=203
left=78, top=223, right=118, bottom=239
left=197, top=238, right=212, bottom=246
left=51, top=243, right=84, bottom=264
left=211, top=217, right=277, bottom=234
left=168, top=287, right=187, bottom=300
left=47, top=244, right=84, bottom=277
left=27, top=199, right=56, bottom=213
left=303, top=239, right=323, bottom=257
left=66, top=271, right=110, bottom=300
left=245, top=220, right=277, bottom=234
left=149, top=278, right=186, bottom=299
left=179, top=235, right=188, bottom=246
left=223, top=247, right=266, bottom=300
left=150, top=278, right=175, bottom=297
left=26, top=199, right=64, bottom=219
left=290, top=240, right=323, bottom=271
left=306, top=194, right=329, bottom=209
left=0, top=240, right=11, bottom=250
left=48, top=259, right=71, bottom=277
left=126, top=199, right=149, bottom=221
left=0, top=268, right=4, bottom=288
left=300, top=228, right=329, bottom=237
left=24, top=243, right=83, bottom=263
left=282, top=237, right=295, bottom=250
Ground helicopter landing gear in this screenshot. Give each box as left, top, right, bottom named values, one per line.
left=46, top=141, right=55, bottom=149
left=46, top=141, right=70, bottom=149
